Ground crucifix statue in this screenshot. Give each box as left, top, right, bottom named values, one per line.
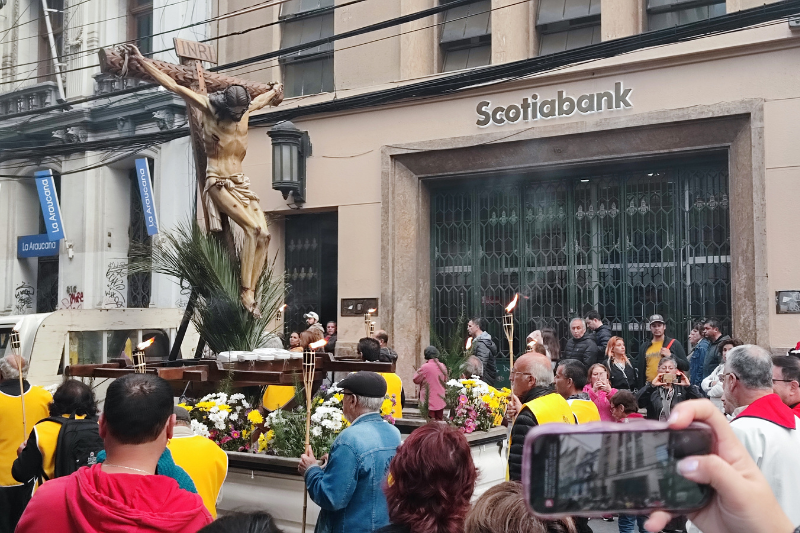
left=101, top=44, right=284, bottom=315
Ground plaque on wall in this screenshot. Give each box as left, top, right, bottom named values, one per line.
left=341, top=299, right=379, bottom=317
left=776, top=291, right=800, bottom=314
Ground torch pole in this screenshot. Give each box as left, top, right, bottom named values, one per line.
left=301, top=346, right=316, bottom=533
left=503, top=313, right=514, bottom=372
left=10, top=330, right=27, bottom=440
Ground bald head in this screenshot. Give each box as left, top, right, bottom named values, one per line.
left=0, top=354, right=28, bottom=380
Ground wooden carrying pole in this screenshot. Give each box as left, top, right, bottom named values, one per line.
left=10, top=330, right=26, bottom=439
left=301, top=339, right=325, bottom=533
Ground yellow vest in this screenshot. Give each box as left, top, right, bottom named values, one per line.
left=34, top=414, right=88, bottom=481
left=0, top=384, right=52, bottom=486
left=168, top=433, right=228, bottom=518
left=507, top=392, right=575, bottom=480
left=567, top=398, right=601, bottom=424
left=262, top=385, right=296, bottom=411
left=378, top=373, right=403, bottom=419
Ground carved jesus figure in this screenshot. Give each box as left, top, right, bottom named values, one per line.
left=127, top=45, right=283, bottom=315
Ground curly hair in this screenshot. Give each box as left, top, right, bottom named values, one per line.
left=465, top=482, right=576, bottom=533
left=49, top=379, right=98, bottom=418
left=384, top=422, right=477, bottom=533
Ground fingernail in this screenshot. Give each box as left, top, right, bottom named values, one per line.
left=678, top=458, right=699, bottom=474
left=668, top=411, right=680, bottom=424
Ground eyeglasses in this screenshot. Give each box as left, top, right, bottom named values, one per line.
left=773, top=379, right=798, bottom=384
left=721, top=372, right=739, bottom=381
left=510, top=371, right=533, bottom=379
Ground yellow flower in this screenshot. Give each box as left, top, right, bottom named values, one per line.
left=177, top=403, right=193, bottom=412
left=218, top=404, right=232, bottom=412
left=247, top=410, right=264, bottom=424
left=333, top=393, right=343, bottom=403
left=381, top=399, right=393, bottom=416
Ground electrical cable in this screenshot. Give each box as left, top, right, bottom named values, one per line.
left=1, top=0, right=799, bottom=162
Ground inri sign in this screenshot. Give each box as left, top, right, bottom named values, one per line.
left=476, top=81, right=632, bottom=127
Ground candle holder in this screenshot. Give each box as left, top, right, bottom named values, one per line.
left=369, top=321, right=376, bottom=337
left=135, top=338, right=155, bottom=374
left=504, top=294, right=519, bottom=371
left=277, top=304, right=286, bottom=321
left=364, top=308, right=376, bottom=337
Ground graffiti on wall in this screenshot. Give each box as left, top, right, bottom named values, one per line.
left=14, top=282, right=35, bottom=314
left=61, top=285, right=84, bottom=309
left=104, top=261, right=127, bottom=308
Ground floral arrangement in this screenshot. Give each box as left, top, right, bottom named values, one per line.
left=261, top=383, right=397, bottom=458
left=178, top=392, right=259, bottom=452
left=444, top=377, right=511, bottom=433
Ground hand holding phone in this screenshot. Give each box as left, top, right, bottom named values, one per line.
left=644, top=400, right=794, bottom=533
left=522, top=420, right=715, bottom=517
left=505, top=394, right=522, bottom=421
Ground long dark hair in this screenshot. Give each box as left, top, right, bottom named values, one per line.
left=541, top=328, right=560, bottom=361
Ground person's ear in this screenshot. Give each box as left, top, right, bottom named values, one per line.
left=165, top=413, right=176, bottom=441
left=98, top=413, right=108, bottom=439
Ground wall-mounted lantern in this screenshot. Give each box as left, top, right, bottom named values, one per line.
left=268, top=121, right=311, bottom=205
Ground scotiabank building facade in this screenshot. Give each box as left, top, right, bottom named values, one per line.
left=249, top=23, right=800, bottom=388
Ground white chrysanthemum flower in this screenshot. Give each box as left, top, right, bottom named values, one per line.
left=191, top=420, right=210, bottom=437
left=311, top=426, right=323, bottom=437
left=230, top=393, right=245, bottom=401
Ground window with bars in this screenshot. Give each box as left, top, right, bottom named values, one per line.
left=280, top=0, right=334, bottom=97
left=537, top=0, right=601, bottom=56
left=440, top=0, right=491, bottom=72
left=647, top=0, right=726, bottom=31
left=431, top=160, right=732, bottom=378
left=129, top=0, right=154, bottom=56
left=128, top=164, right=153, bottom=308
left=36, top=172, right=61, bottom=313
left=37, top=0, right=64, bottom=84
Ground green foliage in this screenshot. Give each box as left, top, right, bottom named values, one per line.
left=418, top=383, right=430, bottom=421
left=431, top=314, right=471, bottom=380
left=129, top=220, right=284, bottom=353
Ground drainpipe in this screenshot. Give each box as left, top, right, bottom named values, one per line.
left=41, top=0, right=66, bottom=102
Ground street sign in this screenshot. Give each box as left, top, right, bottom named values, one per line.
left=134, top=159, right=159, bottom=236
left=18, top=234, right=59, bottom=258
left=34, top=169, right=65, bottom=241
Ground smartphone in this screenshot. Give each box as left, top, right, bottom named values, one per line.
left=662, top=373, right=675, bottom=384
left=522, top=421, right=715, bottom=517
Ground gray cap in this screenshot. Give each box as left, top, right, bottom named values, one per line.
left=174, top=406, right=191, bottom=423
left=649, top=314, right=666, bottom=325
left=424, top=346, right=440, bottom=360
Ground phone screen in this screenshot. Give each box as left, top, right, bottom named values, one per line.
left=527, top=425, right=713, bottom=515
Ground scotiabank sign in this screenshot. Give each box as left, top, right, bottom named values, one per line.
left=476, top=81, right=632, bottom=127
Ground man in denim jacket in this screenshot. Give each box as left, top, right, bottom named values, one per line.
left=299, top=372, right=401, bottom=533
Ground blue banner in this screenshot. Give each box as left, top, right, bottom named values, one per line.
left=134, top=159, right=159, bottom=236
left=34, top=170, right=65, bottom=241
left=18, top=234, right=59, bottom=258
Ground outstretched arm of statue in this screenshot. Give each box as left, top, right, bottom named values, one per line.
left=124, top=45, right=211, bottom=112
left=248, top=83, right=284, bottom=112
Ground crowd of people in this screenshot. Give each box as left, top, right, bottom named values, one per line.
left=2, top=304, right=800, bottom=533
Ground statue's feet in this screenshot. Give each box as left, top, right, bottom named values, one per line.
left=241, top=288, right=261, bottom=317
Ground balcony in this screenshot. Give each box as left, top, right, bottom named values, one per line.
left=0, top=82, right=59, bottom=117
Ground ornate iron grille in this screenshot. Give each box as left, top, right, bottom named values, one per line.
left=432, top=161, right=731, bottom=363
left=128, top=166, right=152, bottom=308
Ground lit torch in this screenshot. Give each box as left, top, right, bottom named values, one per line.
left=526, top=339, right=537, bottom=353
left=365, top=308, right=376, bottom=337
left=302, top=338, right=327, bottom=532
left=277, top=304, right=287, bottom=321
left=134, top=338, right=155, bottom=374
left=465, top=337, right=472, bottom=351
left=503, top=294, right=518, bottom=370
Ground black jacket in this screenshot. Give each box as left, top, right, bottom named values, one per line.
left=605, top=359, right=637, bottom=391
left=702, top=334, right=731, bottom=379
left=591, top=324, right=613, bottom=354
left=635, top=381, right=705, bottom=420
left=508, top=386, right=557, bottom=481
left=634, top=336, right=689, bottom=389
left=473, top=333, right=499, bottom=386
left=562, top=334, right=599, bottom=367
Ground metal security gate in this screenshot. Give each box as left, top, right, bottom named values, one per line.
left=431, top=160, right=731, bottom=362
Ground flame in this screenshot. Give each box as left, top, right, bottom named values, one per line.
left=279, top=304, right=287, bottom=311
left=505, top=294, right=519, bottom=313
left=527, top=340, right=536, bottom=351
left=137, top=338, right=155, bottom=351
left=466, top=338, right=473, bottom=350
left=309, top=339, right=327, bottom=350
left=367, top=308, right=377, bottom=314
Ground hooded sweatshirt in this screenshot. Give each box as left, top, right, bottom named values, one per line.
left=16, top=463, right=212, bottom=533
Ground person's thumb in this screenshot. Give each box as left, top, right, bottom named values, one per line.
left=677, top=453, right=746, bottom=493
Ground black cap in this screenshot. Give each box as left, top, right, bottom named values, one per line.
left=649, top=314, right=666, bottom=325
left=338, top=372, right=387, bottom=398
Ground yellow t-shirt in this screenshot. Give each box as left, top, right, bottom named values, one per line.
left=34, top=414, right=88, bottom=481
left=0, top=384, right=52, bottom=486
left=168, top=433, right=228, bottom=518
left=262, top=385, right=296, bottom=411
left=645, top=340, right=664, bottom=383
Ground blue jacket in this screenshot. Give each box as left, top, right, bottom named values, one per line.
left=305, top=412, right=401, bottom=533
left=689, top=338, right=710, bottom=385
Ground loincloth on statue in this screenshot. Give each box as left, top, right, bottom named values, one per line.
left=202, top=173, right=261, bottom=232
